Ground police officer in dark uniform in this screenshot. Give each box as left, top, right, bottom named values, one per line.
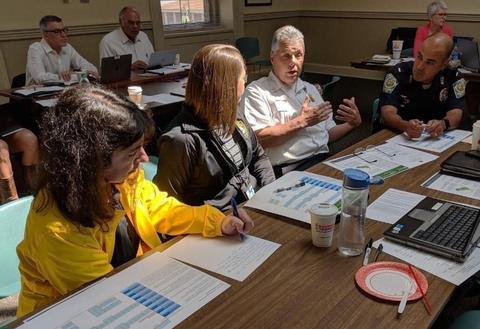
left=379, top=32, right=465, bottom=138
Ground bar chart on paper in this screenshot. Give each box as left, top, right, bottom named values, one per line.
left=246, top=171, right=342, bottom=224
left=18, top=253, right=230, bottom=329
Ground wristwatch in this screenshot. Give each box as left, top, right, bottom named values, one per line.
left=443, top=118, right=450, bottom=131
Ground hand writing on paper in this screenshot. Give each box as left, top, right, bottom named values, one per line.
left=221, top=207, right=254, bottom=236
left=60, top=71, right=71, bottom=82
left=424, top=119, right=445, bottom=138
left=405, top=119, right=424, bottom=139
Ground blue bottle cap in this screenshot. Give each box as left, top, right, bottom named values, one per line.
left=343, top=168, right=370, bottom=189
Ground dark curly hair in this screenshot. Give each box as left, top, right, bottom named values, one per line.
left=36, top=85, right=147, bottom=228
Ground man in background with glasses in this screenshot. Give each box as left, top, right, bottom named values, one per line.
left=26, top=15, right=98, bottom=86
left=379, top=32, right=464, bottom=139
left=99, top=7, right=154, bottom=71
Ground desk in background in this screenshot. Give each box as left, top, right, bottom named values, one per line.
left=10, top=129, right=475, bottom=329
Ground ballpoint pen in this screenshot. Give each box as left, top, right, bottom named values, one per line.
left=363, top=238, right=373, bottom=266
left=230, top=197, right=246, bottom=241
left=273, top=181, right=306, bottom=193
left=374, top=243, right=383, bottom=262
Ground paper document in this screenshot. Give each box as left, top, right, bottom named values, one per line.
left=13, top=85, right=64, bottom=96
left=462, top=135, right=472, bottom=144
left=386, top=129, right=472, bottom=153
left=147, top=67, right=186, bottom=75
left=245, top=171, right=342, bottom=224
left=35, top=98, right=57, bottom=108
left=373, top=239, right=480, bottom=286
left=422, top=172, right=480, bottom=200
left=18, top=253, right=229, bottom=329
left=324, top=143, right=437, bottom=179
left=366, top=188, right=426, bottom=224
left=163, top=235, right=280, bottom=281
left=143, top=93, right=184, bottom=105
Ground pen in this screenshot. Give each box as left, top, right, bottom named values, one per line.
left=408, top=264, right=432, bottom=315
left=363, top=238, right=373, bottom=266
left=374, top=243, right=383, bottom=262
left=230, top=197, right=245, bottom=241
left=273, top=181, right=306, bottom=193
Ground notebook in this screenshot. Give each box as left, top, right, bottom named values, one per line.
left=384, top=197, right=480, bottom=263
left=100, top=54, right=132, bottom=84
left=147, top=49, right=177, bottom=69
left=457, top=38, right=480, bottom=73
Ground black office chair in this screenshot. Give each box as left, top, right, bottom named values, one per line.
left=11, top=73, right=25, bottom=89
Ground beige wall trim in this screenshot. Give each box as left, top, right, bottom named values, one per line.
left=245, top=10, right=480, bottom=22
left=165, top=27, right=233, bottom=39
left=304, top=63, right=385, bottom=81
left=0, top=22, right=153, bottom=42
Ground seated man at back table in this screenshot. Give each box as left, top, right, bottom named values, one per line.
left=241, top=25, right=361, bottom=177
left=26, top=15, right=98, bottom=86
left=379, top=32, right=465, bottom=139
left=99, top=6, right=154, bottom=71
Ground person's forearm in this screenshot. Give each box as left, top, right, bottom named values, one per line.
left=328, top=123, right=355, bottom=142
left=445, top=109, right=463, bottom=130
left=256, top=117, right=306, bottom=148
left=382, top=111, right=410, bottom=133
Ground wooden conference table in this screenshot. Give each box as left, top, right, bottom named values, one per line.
left=9, top=129, right=476, bottom=329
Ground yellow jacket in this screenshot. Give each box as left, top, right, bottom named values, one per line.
left=16, top=169, right=224, bottom=317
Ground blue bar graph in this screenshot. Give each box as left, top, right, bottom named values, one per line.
left=122, top=283, right=181, bottom=317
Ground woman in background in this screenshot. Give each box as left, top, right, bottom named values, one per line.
left=414, top=1, right=453, bottom=57
left=16, top=85, right=253, bottom=317
left=154, top=44, right=275, bottom=211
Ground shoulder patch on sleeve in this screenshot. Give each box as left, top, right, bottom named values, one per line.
left=383, top=73, right=398, bottom=94
left=453, top=78, right=466, bottom=99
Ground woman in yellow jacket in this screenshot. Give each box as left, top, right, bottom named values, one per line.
left=16, top=85, right=253, bottom=317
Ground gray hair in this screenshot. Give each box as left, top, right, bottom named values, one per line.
left=39, top=15, right=62, bottom=32
left=271, top=25, right=304, bottom=53
left=119, top=6, right=139, bottom=22
left=427, top=1, right=447, bottom=19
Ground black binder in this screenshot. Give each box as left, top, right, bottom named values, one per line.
left=440, top=151, right=480, bottom=181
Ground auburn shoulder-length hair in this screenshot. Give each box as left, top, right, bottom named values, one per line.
left=36, top=85, right=147, bottom=228
left=186, top=44, right=246, bottom=134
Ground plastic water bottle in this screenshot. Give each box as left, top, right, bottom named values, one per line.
left=338, top=169, right=383, bottom=256
left=79, top=70, right=89, bottom=84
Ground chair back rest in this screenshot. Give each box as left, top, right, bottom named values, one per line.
left=11, top=73, right=26, bottom=89
left=0, top=196, right=33, bottom=297
left=141, top=161, right=158, bottom=181
left=371, top=97, right=382, bottom=133
left=235, top=37, right=260, bottom=61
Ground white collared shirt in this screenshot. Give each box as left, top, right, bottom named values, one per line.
left=25, top=39, right=98, bottom=86
left=241, top=71, right=336, bottom=166
left=99, top=28, right=154, bottom=64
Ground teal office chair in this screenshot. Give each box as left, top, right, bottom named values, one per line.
left=0, top=196, right=33, bottom=297
left=449, top=311, right=480, bottom=329
left=235, top=37, right=271, bottom=73
left=141, top=160, right=158, bottom=181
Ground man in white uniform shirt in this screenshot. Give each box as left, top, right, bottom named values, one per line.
left=26, top=15, right=98, bottom=86
left=99, top=6, right=154, bottom=71
left=242, top=25, right=361, bottom=177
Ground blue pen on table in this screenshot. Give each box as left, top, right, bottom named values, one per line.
left=273, top=181, right=306, bottom=193
left=363, top=238, right=373, bottom=266
left=230, top=197, right=246, bottom=241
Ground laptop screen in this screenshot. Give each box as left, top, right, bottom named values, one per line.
left=457, top=38, right=480, bottom=71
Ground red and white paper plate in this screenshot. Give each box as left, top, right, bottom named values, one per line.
left=355, top=261, right=428, bottom=301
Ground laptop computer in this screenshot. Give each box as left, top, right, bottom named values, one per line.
left=383, top=197, right=480, bottom=263
left=100, top=54, right=132, bottom=84
left=147, top=49, right=177, bottom=69
left=456, top=38, right=480, bottom=72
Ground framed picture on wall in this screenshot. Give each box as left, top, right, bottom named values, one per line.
left=245, top=0, right=272, bottom=6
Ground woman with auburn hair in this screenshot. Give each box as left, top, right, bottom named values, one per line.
left=16, top=85, right=253, bottom=317
left=154, top=44, right=275, bottom=211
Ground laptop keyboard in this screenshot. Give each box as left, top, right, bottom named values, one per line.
left=413, top=205, right=479, bottom=252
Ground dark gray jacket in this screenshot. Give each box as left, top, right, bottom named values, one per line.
left=154, top=105, right=275, bottom=211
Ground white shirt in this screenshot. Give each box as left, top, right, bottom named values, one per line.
left=99, top=28, right=154, bottom=64
left=25, top=39, right=98, bottom=86
left=241, top=71, right=336, bottom=166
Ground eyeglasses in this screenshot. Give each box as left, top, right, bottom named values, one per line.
left=353, top=145, right=396, bottom=163
left=434, top=12, right=447, bottom=17
left=44, top=28, right=68, bottom=34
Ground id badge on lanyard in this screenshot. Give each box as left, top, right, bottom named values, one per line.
left=242, top=183, right=255, bottom=199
